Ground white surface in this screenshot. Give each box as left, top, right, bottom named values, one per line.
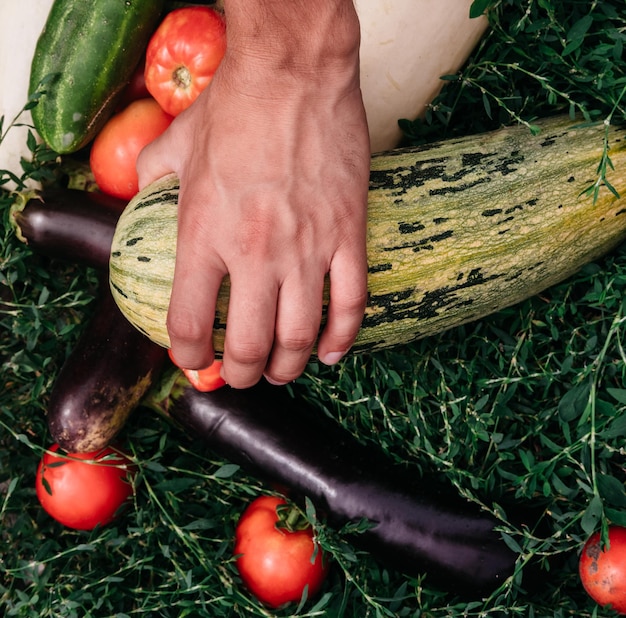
left=357, top=0, right=488, bottom=152
left=0, top=0, right=54, bottom=187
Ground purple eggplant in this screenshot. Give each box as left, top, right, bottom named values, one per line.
left=10, top=188, right=125, bottom=270
left=166, top=381, right=544, bottom=596
left=48, top=277, right=167, bottom=452
left=10, top=187, right=168, bottom=451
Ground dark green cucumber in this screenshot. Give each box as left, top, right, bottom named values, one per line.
left=29, top=0, right=164, bottom=154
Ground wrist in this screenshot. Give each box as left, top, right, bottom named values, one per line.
left=223, top=0, right=361, bottom=79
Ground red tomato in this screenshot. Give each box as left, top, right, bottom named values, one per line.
left=144, top=6, right=226, bottom=116
left=579, top=526, right=626, bottom=614
left=234, top=496, right=329, bottom=608
left=35, top=443, right=136, bottom=530
left=89, top=98, right=173, bottom=200
left=168, top=349, right=226, bottom=392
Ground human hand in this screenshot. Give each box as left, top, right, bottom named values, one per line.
left=137, top=0, right=370, bottom=388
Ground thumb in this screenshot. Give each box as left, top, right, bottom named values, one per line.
left=136, top=129, right=176, bottom=190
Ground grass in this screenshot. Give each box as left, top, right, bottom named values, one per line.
left=2, top=0, right=626, bottom=616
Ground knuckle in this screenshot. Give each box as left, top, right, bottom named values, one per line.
left=166, top=310, right=206, bottom=345
left=333, top=289, right=368, bottom=315
left=325, top=333, right=356, bottom=354
left=275, top=326, right=318, bottom=354
left=226, top=339, right=270, bottom=366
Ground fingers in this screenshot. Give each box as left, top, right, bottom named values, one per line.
left=261, top=271, right=325, bottom=386
left=219, top=272, right=279, bottom=389
left=260, top=247, right=366, bottom=387
left=170, top=243, right=367, bottom=388
left=317, top=244, right=368, bottom=367
left=166, top=202, right=224, bottom=371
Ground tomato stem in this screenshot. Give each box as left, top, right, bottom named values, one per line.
left=275, top=500, right=309, bottom=533
left=172, top=65, right=192, bottom=89
left=285, top=505, right=302, bottom=530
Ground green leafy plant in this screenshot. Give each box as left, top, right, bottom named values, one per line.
left=0, top=77, right=59, bottom=190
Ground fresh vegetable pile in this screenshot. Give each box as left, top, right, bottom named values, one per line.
left=2, top=1, right=626, bottom=616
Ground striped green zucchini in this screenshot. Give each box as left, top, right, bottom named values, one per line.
left=109, top=116, right=626, bottom=355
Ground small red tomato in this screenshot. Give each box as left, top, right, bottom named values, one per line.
left=89, top=98, right=173, bottom=200
left=35, top=443, right=136, bottom=530
left=168, top=349, right=226, bottom=392
left=579, top=525, right=626, bottom=614
left=234, top=495, right=329, bottom=608
left=144, top=6, right=226, bottom=116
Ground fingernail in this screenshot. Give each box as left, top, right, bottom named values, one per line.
left=320, top=350, right=347, bottom=366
